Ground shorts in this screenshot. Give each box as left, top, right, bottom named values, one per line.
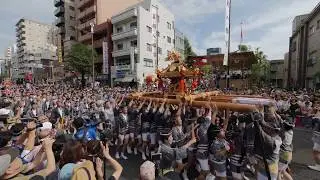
left=142, top=133, right=149, bottom=142
left=150, top=133, right=157, bottom=145
left=279, top=151, right=292, bottom=171
left=118, top=134, right=129, bottom=143
left=197, top=158, right=209, bottom=171
left=129, top=133, right=135, bottom=139
left=313, top=142, right=320, bottom=152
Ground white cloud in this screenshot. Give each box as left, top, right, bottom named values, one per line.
left=161, top=0, right=225, bottom=23
left=202, top=0, right=319, bottom=59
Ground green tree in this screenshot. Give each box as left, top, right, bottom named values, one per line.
left=251, top=47, right=270, bottom=87
left=184, top=38, right=197, bottom=67
left=201, top=65, right=212, bottom=77
left=65, top=43, right=97, bottom=87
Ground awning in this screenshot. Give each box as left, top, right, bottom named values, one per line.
left=114, top=77, right=135, bottom=82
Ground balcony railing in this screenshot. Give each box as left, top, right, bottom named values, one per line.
left=54, top=7, right=64, bottom=17
left=55, top=17, right=65, bottom=26
left=54, top=0, right=64, bottom=7
left=112, top=28, right=137, bottom=41
left=78, top=18, right=95, bottom=31
left=78, top=5, right=96, bottom=20
left=77, top=0, right=94, bottom=9
left=111, top=8, right=137, bottom=24
left=115, top=65, right=131, bottom=71
left=112, top=48, right=138, bottom=57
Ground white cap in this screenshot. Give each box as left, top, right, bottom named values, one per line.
left=39, top=122, right=52, bottom=131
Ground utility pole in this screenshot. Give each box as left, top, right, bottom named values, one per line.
left=90, top=22, right=95, bottom=89
left=156, top=5, right=159, bottom=70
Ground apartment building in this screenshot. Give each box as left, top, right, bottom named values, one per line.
left=76, top=0, right=138, bottom=43
left=269, top=59, right=285, bottom=88
left=111, top=0, right=175, bottom=86
left=54, top=0, right=77, bottom=55
left=16, top=19, right=57, bottom=81
left=287, top=3, right=320, bottom=89
left=174, top=29, right=185, bottom=59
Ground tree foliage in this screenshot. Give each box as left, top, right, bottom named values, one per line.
left=201, top=65, right=212, bottom=77
left=238, top=45, right=270, bottom=87
left=65, top=43, right=97, bottom=75
left=184, top=38, right=197, bottom=67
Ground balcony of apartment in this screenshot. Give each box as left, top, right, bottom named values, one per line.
left=16, top=24, right=25, bottom=31
left=54, top=7, right=64, bottom=17
left=78, top=33, right=91, bottom=42
left=77, top=0, right=94, bottom=9
left=112, top=28, right=137, bottom=41
left=78, top=18, right=95, bottom=31
left=78, top=5, right=96, bottom=21
left=111, top=7, right=137, bottom=24
left=54, top=0, right=64, bottom=7
left=17, top=36, right=26, bottom=42
left=112, top=47, right=138, bottom=57
left=55, top=17, right=65, bottom=26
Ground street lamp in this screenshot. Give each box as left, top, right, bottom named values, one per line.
left=90, top=22, right=95, bottom=89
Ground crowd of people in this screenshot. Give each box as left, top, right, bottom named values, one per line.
left=0, top=82, right=319, bottom=180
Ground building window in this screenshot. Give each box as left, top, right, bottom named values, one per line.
left=116, top=26, right=123, bottom=33
left=131, top=40, right=137, bottom=47
left=147, top=26, right=152, bottom=33
left=167, top=36, right=171, bottom=43
left=69, top=6, right=75, bottom=11
left=158, top=47, right=162, bottom=54
left=153, top=14, right=156, bottom=19
left=167, top=50, right=170, bottom=56
left=147, top=43, right=152, bottom=52
left=130, top=22, right=137, bottom=29
left=317, top=20, right=320, bottom=30
left=310, top=25, right=315, bottom=34
left=167, top=22, right=171, bottom=30
left=144, top=58, right=153, bottom=67
left=157, top=15, right=160, bottom=23
left=117, top=43, right=123, bottom=50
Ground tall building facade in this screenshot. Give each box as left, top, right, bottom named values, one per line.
left=54, top=0, right=77, bottom=54
left=287, top=3, right=320, bottom=89
left=16, top=19, right=58, bottom=80
left=270, top=59, right=285, bottom=88
left=110, top=0, right=175, bottom=86
left=174, top=29, right=185, bottom=59
left=76, top=0, right=138, bottom=44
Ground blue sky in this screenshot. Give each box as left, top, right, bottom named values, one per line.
left=0, top=0, right=319, bottom=60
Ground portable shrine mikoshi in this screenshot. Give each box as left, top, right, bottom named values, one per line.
left=128, top=51, right=273, bottom=112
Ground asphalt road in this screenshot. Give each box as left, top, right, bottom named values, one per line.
left=104, top=128, right=320, bottom=180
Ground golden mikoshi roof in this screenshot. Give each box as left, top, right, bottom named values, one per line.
left=157, top=51, right=203, bottom=78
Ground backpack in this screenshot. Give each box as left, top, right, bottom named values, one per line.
left=71, top=160, right=96, bottom=180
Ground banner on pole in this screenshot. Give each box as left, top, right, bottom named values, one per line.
left=223, top=0, right=230, bottom=66
left=58, top=46, right=62, bottom=63
left=130, top=47, right=135, bottom=72
left=102, top=41, right=109, bottom=74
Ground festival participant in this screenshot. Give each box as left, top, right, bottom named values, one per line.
left=278, top=116, right=294, bottom=180
left=115, top=105, right=129, bottom=160
left=308, top=103, right=320, bottom=172
left=141, top=101, right=152, bottom=160
left=128, top=100, right=144, bottom=155
left=195, top=103, right=213, bottom=179
left=253, top=105, right=282, bottom=180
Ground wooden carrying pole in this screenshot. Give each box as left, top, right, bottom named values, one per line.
left=127, top=96, right=255, bottom=112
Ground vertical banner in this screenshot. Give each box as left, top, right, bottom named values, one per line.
left=130, top=47, right=135, bottom=72
left=223, top=0, right=231, bottom=66
left=58, top=46, right=62, bottom=63
left=102, top=41, right=109, bottom=74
